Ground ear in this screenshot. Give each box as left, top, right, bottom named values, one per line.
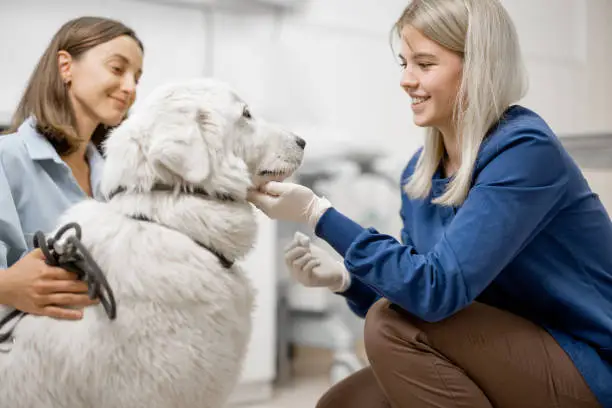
left=57, top=50, right=73, bottom=85
left=148, top=111, right=214, bottom=184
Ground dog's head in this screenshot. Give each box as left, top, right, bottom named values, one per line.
left=100, top=78, right=305, bottom=199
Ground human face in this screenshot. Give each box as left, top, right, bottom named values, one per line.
left=59, top=35, right=143, bottom=130
left=399, top=25, right=463, bottom=135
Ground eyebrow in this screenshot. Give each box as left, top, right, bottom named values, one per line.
left=398, top=52, right=438, bottom=61
left=411, top=52, right=437, bottom=60
left=108, top=53, right=143, bottom=77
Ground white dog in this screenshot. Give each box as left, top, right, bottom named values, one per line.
left=0, top=78, right=305, bottom=408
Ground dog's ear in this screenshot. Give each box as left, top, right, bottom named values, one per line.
left=148, top=110, right=217, bottom=184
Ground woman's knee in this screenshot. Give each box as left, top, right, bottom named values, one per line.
left=315, top=368, right=390, bottom=408
left=364, top=298, right=421, bottom=365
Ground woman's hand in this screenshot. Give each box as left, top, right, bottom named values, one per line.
left=0, top=249, right=98, bottom=320
left=284, top=232, right=351, bottom=293
left=247, top=181, right=332, bottom=229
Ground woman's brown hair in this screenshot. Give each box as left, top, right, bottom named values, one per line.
left=6, top=16, right=144, bottom=155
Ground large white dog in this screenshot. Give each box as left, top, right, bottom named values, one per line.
left=0, top=79, right=305, bottom=408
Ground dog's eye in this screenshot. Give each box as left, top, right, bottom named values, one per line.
left=242, top=106, right=252, bottom=119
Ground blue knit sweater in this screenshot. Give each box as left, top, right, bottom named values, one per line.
left=315, top=106, right=612, bottom=406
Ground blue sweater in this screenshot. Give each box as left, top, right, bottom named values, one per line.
left=315, top=105, right=612, bottom=406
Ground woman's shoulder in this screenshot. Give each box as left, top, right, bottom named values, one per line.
left=489, top=105, right=557, bottom=141
left=0, top=132, right=28, bottom=162
left=477, top=105, right=565, bottom=167
left=400, top=147, right=423, bottom=185
left=0, top=122, right=38, bottom=177
left=474, top=105, right=572, bottom=187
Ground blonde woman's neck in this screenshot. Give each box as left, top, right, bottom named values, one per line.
left=438, top=126, right=461, bottom=177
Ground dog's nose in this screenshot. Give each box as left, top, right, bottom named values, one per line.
left=295, top=136, right=306, bottom=150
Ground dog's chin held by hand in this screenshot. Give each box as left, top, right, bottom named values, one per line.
left=252, top=171, right=295, bottom=190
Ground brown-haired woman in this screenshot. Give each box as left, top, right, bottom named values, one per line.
left=0, top=16, right=144, bottom=320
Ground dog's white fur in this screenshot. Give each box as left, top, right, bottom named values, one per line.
left=0, top=78, right=304, bottom=408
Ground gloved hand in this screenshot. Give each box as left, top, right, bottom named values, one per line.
left=247, top=182, right=332, bottom=229
left=284, top=231, right=351, bottom=293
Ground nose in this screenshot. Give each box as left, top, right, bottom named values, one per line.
left=295, top=136, right=306, bottom=150
left=400, top=66, right=418, bottom=91
left=121, top=75, right=137, bottom=97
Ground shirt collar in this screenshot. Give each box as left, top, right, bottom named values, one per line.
left=20, top=117, right=64, bottom=164
left=21, top=116, right=106, bottom=199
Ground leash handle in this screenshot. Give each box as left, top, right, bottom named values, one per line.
left=0, top=223, right=116, bottom=351
left=32, top=224, right=117, bottom=320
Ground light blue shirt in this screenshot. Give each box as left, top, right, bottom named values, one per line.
left=0, top=118, right=105, bottom=269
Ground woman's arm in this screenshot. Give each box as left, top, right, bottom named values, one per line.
left=335, top=158, right=421, bottom=318
left=316, top=130, right=569, bottom=322
left=0, top=162, right=28, bottom=271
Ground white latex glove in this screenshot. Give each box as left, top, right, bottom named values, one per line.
left=284, top=231, right=351, bottom=293
left=247, top=182, right=332, bottom=229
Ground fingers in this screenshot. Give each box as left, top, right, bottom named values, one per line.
left=38, top=279, right=90, bottom=295
left=38, top=306, right=84, bottom=321
left=246, top=189, right=264, bottom=203
left=42, top=266, right=80, bottom=281
left=292, top=252, right=314, bottom=269
left=258, top=181, right=290, bottom=196
left=303, top=257, right=320, bottom=273
left=284, top=245, right=309, bottom=264
left=45, top=293, right=99, bottom=308
left=246, top=190, right=279, bottom=210
left=290, top=255, right=321, bottom=284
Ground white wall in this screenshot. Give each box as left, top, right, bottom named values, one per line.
left=585, top=0, right=612, bottom=133
left=504, top=0, right=612, bottom=136
left=2, top=0, right=610, bottom=147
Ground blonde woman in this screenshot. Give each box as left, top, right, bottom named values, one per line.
left=247, top=0, right=611, bottom=407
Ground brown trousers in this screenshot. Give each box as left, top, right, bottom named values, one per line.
left=317, top=299, right=601, bottom=408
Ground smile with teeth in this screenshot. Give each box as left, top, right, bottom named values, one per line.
left=412, top=96, right=430, bottom=105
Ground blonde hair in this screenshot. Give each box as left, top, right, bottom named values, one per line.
left=395, top=0, right=528, bottom=206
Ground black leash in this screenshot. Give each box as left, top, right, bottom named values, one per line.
left=0, top=309, right=25, bottom=345
left=109, top=182, right=236, bottom=269
left=0, top=223, right=117, bottom=347
left=107, top=183, right=236, bottom=202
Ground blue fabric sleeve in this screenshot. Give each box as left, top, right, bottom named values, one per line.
left=319, top=153, right=421, bottom=318
left=316, top=130, right=569, bottom=322
left=0, top=159, right=27, bottom=270
left=336, top=277, right=381, bottom=318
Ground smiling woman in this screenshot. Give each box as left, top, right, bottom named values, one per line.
left=8, top=16, right=144, bottom=158
left=0, top=16, right=145, bottom=322
left=247, top=1, right=612, bottom=407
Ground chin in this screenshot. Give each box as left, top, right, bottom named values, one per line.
left=413, top=118, right=432, bottom=128
left=100, top=113, right=128, bottom=128
left=252, top=166, right=297, bottom=189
